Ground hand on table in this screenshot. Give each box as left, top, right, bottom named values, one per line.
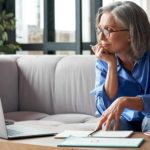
left=96, top=97, right=126, bottom=131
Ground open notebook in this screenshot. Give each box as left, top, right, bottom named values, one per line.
left=55, top=130, right=133, bottom=139
left=57, top=136, right=144, bottom=148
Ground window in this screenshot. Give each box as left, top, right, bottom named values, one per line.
left=82, top=0, right=91, bottom=42
left=15, top=0, right=44, bottom=44
left=54, top=0, right=75, bottom=43
left=7, top=0, right=102, bottom=54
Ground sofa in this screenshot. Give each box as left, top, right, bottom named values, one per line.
left=0, top=55, right=97, bottom=132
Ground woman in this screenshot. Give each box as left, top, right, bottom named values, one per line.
left=91, top=1, right=150, bottom=132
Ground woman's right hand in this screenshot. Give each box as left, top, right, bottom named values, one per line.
left=90, top=44, right=116, bottom=65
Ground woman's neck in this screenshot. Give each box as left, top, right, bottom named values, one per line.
left=117, top=54, right=135, bottom=72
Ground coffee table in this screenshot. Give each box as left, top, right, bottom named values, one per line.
left=0, top=132, right=149, bottom=150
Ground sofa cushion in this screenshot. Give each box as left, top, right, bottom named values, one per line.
left=55, top=123, right=97, bottom=132
left=0, top=56, right=19, bottom=112
left=41, top=113, right=97, bottom=124
left=4, top=111, right=49, bottom=121
left=17, top=56, right=63, bottom=114
left=54, top=55, right=96, bottom=115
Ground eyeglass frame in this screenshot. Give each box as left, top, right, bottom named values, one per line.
left=96, top=27, right=129, bottom=39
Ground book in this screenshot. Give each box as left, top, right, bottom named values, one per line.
left=55, top=130, right=133, bottom=139
left=57, top=136, right=144, bottom=148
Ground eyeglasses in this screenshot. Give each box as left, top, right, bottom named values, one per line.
left=96, top=27, right=129, bottom=39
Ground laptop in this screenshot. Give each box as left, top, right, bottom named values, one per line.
left=0, top=99, right=57, bottom=139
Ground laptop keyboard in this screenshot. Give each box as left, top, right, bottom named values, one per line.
left=7, top=129, right=22, bottom=136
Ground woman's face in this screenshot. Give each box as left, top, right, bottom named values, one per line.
left=97, top=12, right=130, bottom=54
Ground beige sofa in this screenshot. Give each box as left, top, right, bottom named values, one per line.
left=0, top=55, right=97, bottom=132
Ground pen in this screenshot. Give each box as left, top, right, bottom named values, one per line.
left=88, top=123, right=107, bottom=136
left=88, top=129, right=98, bottom=137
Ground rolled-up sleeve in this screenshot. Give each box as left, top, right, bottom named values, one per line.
left=138, top=95, right=150, bottom=116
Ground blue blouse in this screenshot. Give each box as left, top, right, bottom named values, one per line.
left=91, top=51, right=150, bottom=121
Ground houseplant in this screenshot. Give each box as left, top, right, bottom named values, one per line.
left=0, top=0, right=20, bottom=54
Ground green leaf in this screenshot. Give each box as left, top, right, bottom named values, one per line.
left=2, top=31, right=8, bottom=41
left=0, top=40, right=3, bottom=46
left=0, top=2, right=21, bottom=54
left=6, top=13, right=14, bottom=18
left=0, top=25, right=4, bottom=31
left=2, top=10, right=6, bottom=16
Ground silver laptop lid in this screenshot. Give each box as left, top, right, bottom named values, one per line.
left=0, top=99, right=8, bottom=139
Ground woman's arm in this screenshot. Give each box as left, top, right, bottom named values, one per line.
left=124, top=96, right=144, bottom=111
left=105, top=59, right=118, bottom=99
left=91, top=44, right=118, bottom=100
left=96, top=96, right=144, bottom=131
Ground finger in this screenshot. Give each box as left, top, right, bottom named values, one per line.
left=104, top=114, right=113, bottom=130
left=96, top=120, right=103, bottom=131
left=90, top=44, right=101, bottom=52
left=97, top=47, right=104, bottom=58
left=102, top=122, right=107, bottom=130
left=97, top=46, right=103, bottom=53
left=95, top=115, right=106, bottom=130
left=113, top=116, right=119, bottom=130
left=90, top=45, right=96, bottom=54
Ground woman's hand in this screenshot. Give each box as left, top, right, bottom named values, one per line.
left=96, top=97, right=127, bottom=131
left=90, top=44, right=116, bottom=65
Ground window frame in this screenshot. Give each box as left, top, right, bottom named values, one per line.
left=5, top=0, right=102, bottom=54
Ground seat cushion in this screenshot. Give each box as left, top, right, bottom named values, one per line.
left=4, top=111, right=49, bottom=121
left=41, top=113, right=97, bottom=124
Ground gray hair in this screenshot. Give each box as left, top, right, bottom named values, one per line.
left=96, top=1, right=150, bottom=60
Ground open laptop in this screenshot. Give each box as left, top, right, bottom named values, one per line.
left=0, top=99, right=57, bottom=139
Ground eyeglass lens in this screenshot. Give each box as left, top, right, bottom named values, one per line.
left=97, top=28, right=109, bottom=38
